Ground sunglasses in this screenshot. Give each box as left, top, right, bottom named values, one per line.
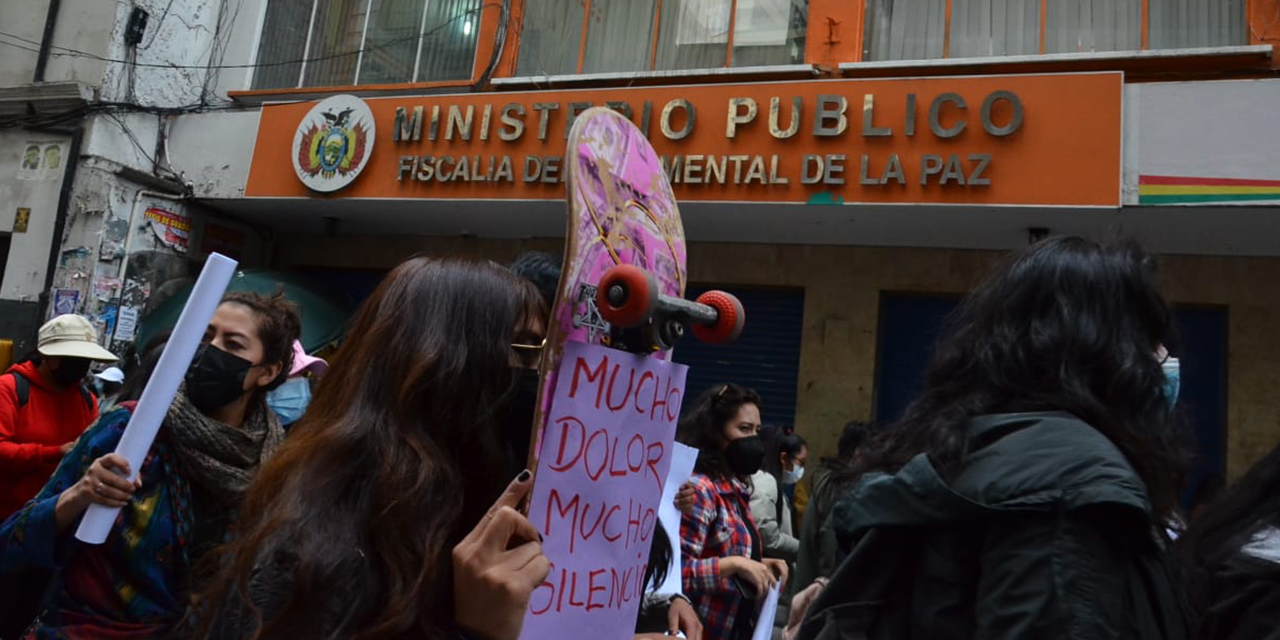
left=512, top=337, right=547, bottom=369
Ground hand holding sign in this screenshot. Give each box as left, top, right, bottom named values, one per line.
left=521, top=342, right=688, bottom=640
left=454, top=470, right=551, bottom=640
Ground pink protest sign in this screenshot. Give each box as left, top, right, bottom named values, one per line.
left=521, top=341, right=687, bottom=639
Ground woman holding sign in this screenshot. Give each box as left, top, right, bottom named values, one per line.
left=678, top=384, right=789, bottom=640
left=0, top=291, right=300, bottom=638
left=192, top=258, right=552, bottom=640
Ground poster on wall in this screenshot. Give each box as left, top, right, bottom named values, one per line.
left=17, top=142, right=66, bottom=181
left=97, top=304, right=119, bottom=342
left=144, top=206, right=190, bottom=253
left=13, top=208, right=30, bottom=233
left=53, top=289, right=80, bottom=316
left=115, top=306, right=139, bottom=343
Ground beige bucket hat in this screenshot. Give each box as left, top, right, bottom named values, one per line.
left=37, top=314, right=118, bottom=362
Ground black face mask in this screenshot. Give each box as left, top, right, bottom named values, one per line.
left=725, top=435, right=766, bottom=476
left=502, top=368, right=541, bottom=475
left=184, top=344, right=255, bottom=415
left=52, top=358, right=92, bottom=387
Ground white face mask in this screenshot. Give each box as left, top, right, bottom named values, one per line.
left=783, top=464, right=805, bottom=485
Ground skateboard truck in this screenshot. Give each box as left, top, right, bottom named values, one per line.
left=596, top=264, right=745, bottom=351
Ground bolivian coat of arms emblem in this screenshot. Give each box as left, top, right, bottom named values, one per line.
left=291, top=95, right=375, bottom=192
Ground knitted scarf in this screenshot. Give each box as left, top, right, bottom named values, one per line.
left=165, top=390, right=285, bottom=506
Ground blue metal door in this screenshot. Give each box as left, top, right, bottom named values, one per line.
left=674, top=285, right=805, bottom=427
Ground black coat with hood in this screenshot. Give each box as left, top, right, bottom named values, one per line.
left=795, top=412, right=1188, bottom=640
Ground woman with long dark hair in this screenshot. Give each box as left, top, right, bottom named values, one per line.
left=193, top=257, right=552, bottom=640
left=677, top=383, right=788, bottom=640
left=0, top=291, right=300, bottom=639
left=793, top=237, right=1189, bottom=640
left=1179, top=439, right=1280, bottom=639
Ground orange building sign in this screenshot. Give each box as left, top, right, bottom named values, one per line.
left=246, top=72, right=1122, bottom=207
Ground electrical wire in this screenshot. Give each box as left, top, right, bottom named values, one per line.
left=139, top=0, right=179, bottom=50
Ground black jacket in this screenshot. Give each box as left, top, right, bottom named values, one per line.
left=1194, top=526, right=1280, bottom=640
left=796, top=411, right=1188, bottom=640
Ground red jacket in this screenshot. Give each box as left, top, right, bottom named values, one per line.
left=0, top=360, right=99, bottom=518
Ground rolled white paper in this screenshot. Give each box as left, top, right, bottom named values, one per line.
left=75, top=253, right=238, bottom=544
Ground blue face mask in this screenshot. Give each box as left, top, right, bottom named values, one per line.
left=267, top=376, right=313, bottom=426
left=1161, top=357, right=1181, bottom=412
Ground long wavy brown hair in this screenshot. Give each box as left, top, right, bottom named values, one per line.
left=192, top=257, right=544, bottom=640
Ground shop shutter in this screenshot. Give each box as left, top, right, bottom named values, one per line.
left=672, top=285, right=805, bottom=427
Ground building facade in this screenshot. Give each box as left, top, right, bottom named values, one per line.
left=3, top=0, right=1280, bottom=490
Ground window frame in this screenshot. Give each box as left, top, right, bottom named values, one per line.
left=861, top=0, right=1248, bottom=61
left=250, top=0, right=482, bottom=90
left=519, top=0, right=808, bottom=76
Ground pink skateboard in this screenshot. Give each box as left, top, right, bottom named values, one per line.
left=527, top=107, right=744, bottom=470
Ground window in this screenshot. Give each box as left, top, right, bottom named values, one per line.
left=864, top=0, right=1246, bottom=62
left=515, top=0, right=807, bottom=77
left=252, top=0, right=482, bottom=90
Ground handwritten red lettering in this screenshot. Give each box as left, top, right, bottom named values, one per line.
left=569, top=354, right=609, bottom=408
left=606, top=363, right=635, bottom=412
left=587, top=569, right=607, bottom=611
left=546, top=489, right=581, bottom=552
left=568, top=570, right=586, bottom=608
left=531, top=563, right=557, bottom=615
left=548, top=416, right=586, bottom=472
left=529, top=562, right=650, bottom=615
left=645, top=441, right=664, bottom=493
left=603, top=505, right=622, bottom=542
left=566, top=351, right=683, bottom=421
left=634, top=371, right=655, bottom=415
left=584, top=428, right=609, bottom=481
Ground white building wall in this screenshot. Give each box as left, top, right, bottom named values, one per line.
left=0, top=129, right=71, bottom=300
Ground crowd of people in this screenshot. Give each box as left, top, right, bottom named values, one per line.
left=1, top=236, right=1278, bottom=640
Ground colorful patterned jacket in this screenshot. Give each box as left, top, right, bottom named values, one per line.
left=0, top=405, right=199, bottom=639
left=680, top=472, right=760, bottom=640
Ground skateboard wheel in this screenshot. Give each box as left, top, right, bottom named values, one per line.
left=597, top=265, right=659, bottom=328
left=691, top=291, right=745, bottom=344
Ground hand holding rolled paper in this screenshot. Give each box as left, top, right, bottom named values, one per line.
left=75, top=253, right=238, bottom=544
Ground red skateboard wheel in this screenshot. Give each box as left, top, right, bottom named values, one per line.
left=692, top=291, right=745, bottom=344
left=597, top=265, right=659, bottom=328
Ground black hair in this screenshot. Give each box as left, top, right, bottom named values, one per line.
left=642, top=522, right=672, bottom=595
left=759, top=424, right=806, bottom=523
left=509, top=251, right=563, bottom=308
left=1178, top=439, right=1280, bottom=629
left=676, top=383, right=763, bottom=481
left=220, top=291, right=301, bottom=393
left=836, top=421, right=878, bottom=461
left=853, top=236, right=1187, bottom=517
left=760, top=424, right=807, bottom=481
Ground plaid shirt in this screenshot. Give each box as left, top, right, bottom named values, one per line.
left=680, top=473, right=759, bottom=640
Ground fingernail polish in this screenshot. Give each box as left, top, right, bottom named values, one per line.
left=538, top=532, right=544, bottom=543
left=517, top=469, right=532, bottom=482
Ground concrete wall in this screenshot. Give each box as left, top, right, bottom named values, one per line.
left=272, top=234, right=1280, bottom=481
left=167, top=110, right=262, bottom=198
left=0, top=129, right=70, bottom=300
left=0, top=0, right=116, bottom=88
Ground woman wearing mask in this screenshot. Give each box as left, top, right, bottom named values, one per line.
left=792, top=237, right=1189, bottom=640
left=1179, top=439, right=1280, bottom=639
left=265, top=341, right=327, bottom=428
left=0, top=291, right=300, bottom=639
left=193, top=257, right=552, bottom=640
left=750, top=426, right=807, bottom=563
left=678, top=384, right=789, bottom=640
